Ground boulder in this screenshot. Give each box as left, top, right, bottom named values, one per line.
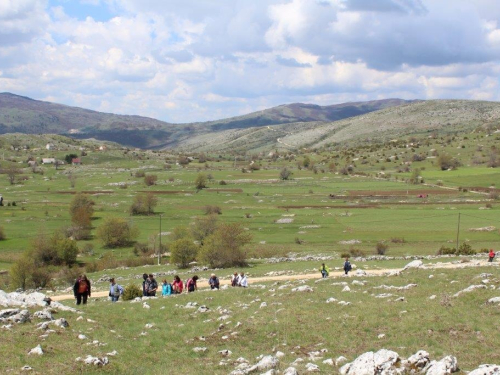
left=291, top=286, right=313, bottom=292
left=487, top=297, right=500, bottom=304
left=340, top=349, right=400, bottom=375
left=33, top=309, right=53, bottom=321
left=468, top=364, right=500, bottom=375
left=404, top=350, right=430, bottom=371
left=283, top=367, right=299, bottom=375
left=403, top=260, right=423, bottom=270
left=453, top=285, right=487, bottom=298
left=426, top=356, right=458, bottom=375
left=306, top=363, right=320, bottom=372
left=28, top=345, right=44, bottom=356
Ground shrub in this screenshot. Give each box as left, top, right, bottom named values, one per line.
left=437, top=153, right=461, bottom=170
left=0, top=226, right=5, bottom=240
left=198, top=222, right=252, bottom=268
left=340, top=252, right=350, bottom=259
left=219, top=180, right=227, bottom=185
left=376, top=242, right=389, bottom=255
left=349, top=248, right=365, bottom=257
left=195, top=173, right=207, bottom=190
left=294, top=237, right=304, bottom=245
left=190, top=215, right=218, bottom=244
left=204, top=205, right=222, bottom=215
left=122, top=284, right=143, bottom=301
left=390, top=237, right=406, bottom=243
left=69, top=194, right=94, bottom=231
left=457, top=242, right=475, bottom=255
left=144, top=174, right=158, bottom=186
left=133, top=242, right=153, bottom=257
left=279, top=168, right=292, bottom=180
left=10, top=257, right=35, bottom=290
left=135, top=171, right=145, bottom=178
left=436, top=246, right=456, bottom=255
left=170, top=238, right=198, bottom=268
left=96, top=217, right=139, bottom=248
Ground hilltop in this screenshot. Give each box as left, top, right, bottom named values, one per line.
left=0, top=93, right=411, bottom=149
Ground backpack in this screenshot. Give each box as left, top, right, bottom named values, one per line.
left=113, top=284, right=121, bottom=297
left=345, top=261, right=352, bottom=271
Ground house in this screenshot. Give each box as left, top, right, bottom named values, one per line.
left=72, top=158, right=82, bottom=165
left=99, top=145, right=107, bottom=151
left=46, top=143, right=55, bottom=150
left=42, top=158, right=56, bottom=164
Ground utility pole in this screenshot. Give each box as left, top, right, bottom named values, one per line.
left=456, top=213, right=461, bottom=251
left=158, top=214, right=162, bottom=266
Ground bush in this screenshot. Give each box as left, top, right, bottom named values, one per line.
left=198, top=222, right=252, bottom=268
left=190, top=215, right=218, bottom=244
left=70, top=194, right=94, bottom=231
left=436, top=246, right=456, bottom=255
left=135, top=171, right=145, bottom=178
left=96, top=217, right=139, bottom=248
left=170, top=238, right=198, bottom=268
left=294, top=237, right=304, bottom=245
left=349, top=248, right=365, bottom=257
left=457, top=242, right=475, bottom=255
left=195, top=173, right=207, bottom=190
left=390, top=237, right=406, bottom=243
left=0, top=226, right=5, bottom=240
left=10, top=257, right=35, bottom=290
left=130, top=193, right=158, bottom=215
left=144, top=174, right=158, bottom=186
left=204, top=205, right=222, bottom=215
left=340, top=252, right=350, bottom=259
left=279, top=168, right=292, bottom=180
left=122, top=284, right=143, bottom=301
left=376, top=242, right=389, bottom=255
left=219, top=180, right=227, bottom=185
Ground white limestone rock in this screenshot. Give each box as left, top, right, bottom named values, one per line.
left=403, top=260, right=423, bottom=270
left=468, top=364, right=500, bottom=375
left=292, top=286, right=313, bottom=293
left=28, top=345, right=43, bottom=356
left=425, top=355, right=458, bottom=375
left=340, top=349, right=400, bottom=375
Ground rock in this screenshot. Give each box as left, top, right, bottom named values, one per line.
left=395, top=297, right=405, bottom=302
left=378, top=334, right=386, bottom=339
left=323, top=358, right=334, bottom=365
left=145, top=323, right=154, bottom=329
left=28, top=344, right=43, bottom=356
left=340, top=349, right=400, bottom=375
left=219, top=349, right=232, bottom=357
left=291, top=286, right=313, bottom=292
left=356, top=270, right=367, bottom=276
left=193, top=347, right=208, bottom=353
left=143, top=302, right=150, bottom=309
left=336, top=356, right=348, bottom=366
left=197, top=306, right=209, bottom=313
left=404, top=350, right=430, bottom=371
left=468, top=364, right=500, bottom=375
left=352, top=280, right=365, bottom=286
left=21, top=365, right=33, bottom=371
left=342, top=286, right=351, bottom=292
left=81, top=355, right=109, bottom=366
left=33, top=309, right=53, bottom=321
left=8, top=310, right=30, bottom=324
left=403, top=260, right=423, bottom=270
left=426, top=356, right=458, bottom=375
left=275, top=351, right=285, bottom=358
left=0, top=308, right=20, bottom=319
left=453, top=285, right=487, bottom=298
left=251, top=355, right=279, bottom=372
left=338, top=301, right=351, bottom=306
left=53, top=318, right=69, bottom=328
left=306, top=363, right=320, bottom=372
left=260, top=302, right=267, bottom=308
left=78, top=334, right=87, bottom=340
left=487, top=297, right=500, bottom=304
left=283, top=367, right=299, bottom=375
left=429, top=295, right=436, bottom=300
left=260, top=370, right=276, bottom=375
left=326, top=297, right=337, bottom=303
left=106, top=350, right=118, bottom=356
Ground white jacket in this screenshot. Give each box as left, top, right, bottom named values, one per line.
left=239, top=275, right=248, bottom=288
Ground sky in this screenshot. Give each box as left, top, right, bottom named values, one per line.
left=1, top=0, right=500, bottom=123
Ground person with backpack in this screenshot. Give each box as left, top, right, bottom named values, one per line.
left=343, top=258, right=352, bottom=275
left=145, top=274, right=158, bottom=296
left=238, top=272, right=248, bottom=288
left=162, top=279, right=173, bottom=296
left=489, top=249, right=496, bottom=262
left=109, top=278, right=124, bottom=302
left=73, top=274, right=91, bottom=305
left=319, top=263, right=330, bottom=278
left=172, top=275, right=183, bottom=294
left=231, top=272, right=240, bottom=287
left=186, top=275, right=199, bottom=293
left=208, top=274, right=220, bottom=290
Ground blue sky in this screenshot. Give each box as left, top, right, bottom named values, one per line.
left=1, top=0, right=500, bottom=123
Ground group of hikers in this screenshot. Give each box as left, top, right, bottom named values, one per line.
left=319, top=258, right=352, bottom=278
left=73, top=271, right=249, bottom=304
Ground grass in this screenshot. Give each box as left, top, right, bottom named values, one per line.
left=1, top=265, right=500, bottom=374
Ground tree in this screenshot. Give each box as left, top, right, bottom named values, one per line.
left=198, top=222, right=252, bottom=268
left=65, top=153, right=78, bottom=164
left=10, top=257, right=35, bottom=290
left=409, top=168, right=421, bottom=184
left=130, top=193, right=158, bottom=215
left=437, top=153, right=461, bottom=170
left=69, top=194, right=94, bottom=239
left=195, top=173, right=207, bottom=190
left=170, top=238, right=198, bottom=268
left=190, top=215, right=218, bottom=245
left=171, top=226, right=191, bottom=241
left=5, top=166, right=20, bottom=185
left=52, top=232, right=79, bottom=266
left=279, top=167, right=292, bottom=180
left=302, top=156, right=311, bottom=168
left=96, top=217, right=139, bottom=247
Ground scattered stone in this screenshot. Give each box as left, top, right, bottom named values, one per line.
left=306, top=363, right=320, bottom=372
left=378, top=334, right=385, bottom=339
left=28, top=345, right=43, bottom=356
left=106, top=350, right=118, bottom=356
left=453, top=285, right=487, bottom=298
left=219, top=349, right=232, bottom=357
left=426, top=355, right=458, bottom=375
left=53, top=318, right=69, bottom=328
left=21, top=365, right=33, bottom=371
left=323, top=358, right=334, bottom=365
left=283, top=367, right=299, bottom=375
left=488, top=297, right=500, bottom=304
left=33, top=309, right=53, bottom=321
left=326, top=297, right=337, bottom=303
left=342, top=286, right=351, bottom=292
left=275, top=351, right=285, bottom=358
left=340, top=349, right=400, bottom=375
left=78, top=334, right=87, bottom=340
left=145, top=323, right=154, bottom=329
left=468, top=364, right=500, bottom=375
left=335, top=356, right=348, bottom=366
left=79, top=355, right=109, bottom=366
left=404, top=350, right=430, bottom=371
left=292, top=285, right=313, bottom=292
left=403, top=260, right=423, bottom=270
left=193, top=347, right=208, bottom=353
left=197, top=306, right=209, bottom=313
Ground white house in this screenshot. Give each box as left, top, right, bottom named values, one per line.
left=42, top=158, right=56, bottom=164
left=45, top=143, right=55, bottom=150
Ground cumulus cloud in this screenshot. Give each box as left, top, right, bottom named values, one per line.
left=0, top=0, right=500, bottom=123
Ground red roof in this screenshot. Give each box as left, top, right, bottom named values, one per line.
left=72, top=158, right=81, bottom=164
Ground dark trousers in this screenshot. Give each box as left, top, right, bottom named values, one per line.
left=76, top=293, right=88, bottom=305
left=489, top=257, right=494, bottom=262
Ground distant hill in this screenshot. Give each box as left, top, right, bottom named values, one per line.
left=175, top=99, right=500, bottom=152
left=0, top=93, right=413, bottom=149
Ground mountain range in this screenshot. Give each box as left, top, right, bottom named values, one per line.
left=1, top=93, right=499, bottom=152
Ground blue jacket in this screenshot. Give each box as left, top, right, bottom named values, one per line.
left=162, top=283, right=173, bottom=296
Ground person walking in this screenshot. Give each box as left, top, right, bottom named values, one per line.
left=172, top=275, right=183, bottom=294
left=343, top=258, right=352, bottom=276
left=319, top=263, right=330, bottom=278
left=489, top=249, right=496, bottom=262
left=142, top=273, right=148, bottom=297
left=109, top=278, right=123, bottom=302
left=209, top=274, right=220, bottom=290
left=145, top=274, right=158, bottom=296
left=186, top=275, right=199, bottom=293
left=238, top=272, right=248, bottom=288
left=73, top=274, right=91, bottom=305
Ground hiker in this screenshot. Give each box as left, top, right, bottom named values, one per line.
left=73, top=274, right=91, bottom=305
left=142, top=273, right=148, bottom=297
left=0, top=195, right=3, bottom=206
left=162, top=279, right=173, bottom=296
left=231, top=272, right=240, bottom=287
left=489, top=249, right=496, bottom=262
left=209, top=274, right=220, bottom=290
left=319, top=263, right=330, bottom=278
left=145, top=274, right=158, bottom=296
left=109, top=278, right=124, bottom=302
left=343, top=258, right=352, bottom=275
left=238, top=272, right=248, bottom=288
left=186, top=275, right=199, bottom=293
left=172, top=275, right=183, bottom=294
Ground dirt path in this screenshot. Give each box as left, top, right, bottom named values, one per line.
left=50, top=260, right=495, bottom=302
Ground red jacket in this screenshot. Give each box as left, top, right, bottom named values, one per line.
left=489, top=250, right=495, bottom=258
